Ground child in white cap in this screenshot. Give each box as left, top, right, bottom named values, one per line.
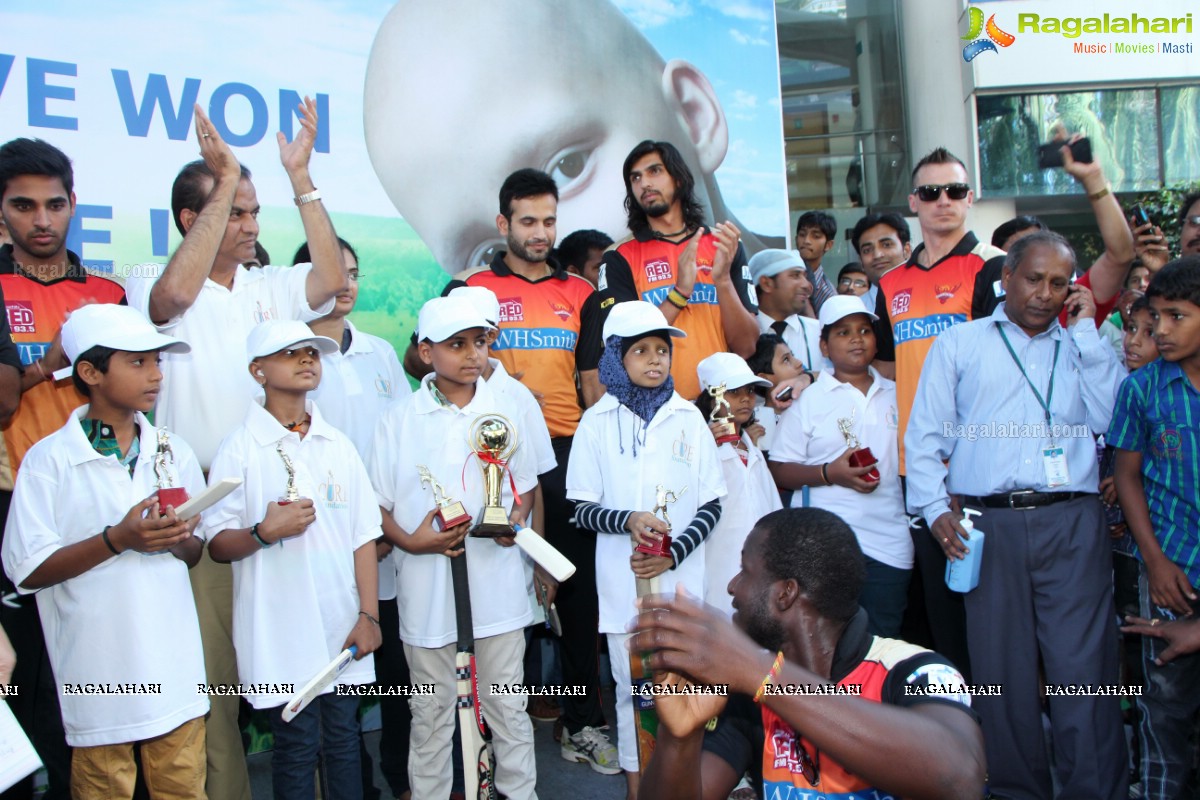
left=1, top=303, right=209, bottom=798
left=205, top=319, right=382, bottom=799
left=367, top=295, right=540, bottom=799
left=768, top=295, right=911, bottom=637
left=694, top=352, right=783, bottom=616
left=566, top=299, right=726, bottom=795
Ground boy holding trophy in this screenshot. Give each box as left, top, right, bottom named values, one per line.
left=206, top=319, right=382, bottom=799
left=368, top=295, right=539, bottom=799
left=768, top=295, right=911, bottom=637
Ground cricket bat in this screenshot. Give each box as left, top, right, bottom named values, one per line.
left=513, top=522, right=576, bottom=582
left=631, top=574, right=661, bottom=773
left=174, top=477, right=243, bottom=521
left=450, top=550, right=499, bottom=799
left=281, top=645, right=358, bottom=722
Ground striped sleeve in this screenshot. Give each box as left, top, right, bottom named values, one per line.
left=575, top=501, right=633, bottom=535
left=1107, top=371, right=1147, bottom=452
left=669, top=498, right=722, bottom=567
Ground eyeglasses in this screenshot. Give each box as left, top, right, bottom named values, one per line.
left=914, top=183, right=970, bottom=202
left=1184, top=215, right=1200, bottom=227
left=838, top=278, right=868, bottom=288
left=348, top=270, right=362, bottom=282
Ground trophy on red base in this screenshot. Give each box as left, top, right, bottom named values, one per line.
left=276, top=443, right=301, bottom=504
left=417, top=465, right=473, bottom=530
left=468, top=415, right=519, bottom=538
left=635, top=484, right=687, bottom=557
left=154, top=429, right=189, bottom=510
left=837, top=414, right=880, bottom=482
left=706, top=383, right=741, bottom=446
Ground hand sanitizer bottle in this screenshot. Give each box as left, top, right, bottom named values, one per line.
left=945, top=508, right=985, bottom=593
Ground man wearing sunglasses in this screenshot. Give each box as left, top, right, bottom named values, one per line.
left=869, top=148, right=1007, bottom=683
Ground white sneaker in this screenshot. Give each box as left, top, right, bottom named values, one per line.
left=560, top=725, right=621, bottom=775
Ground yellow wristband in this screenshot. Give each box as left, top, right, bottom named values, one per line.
left=1088, top=184, right=1111, bottom=201
left=753, top=650, right=785, bottom=703
left=667, top=287, right=689, bottom=309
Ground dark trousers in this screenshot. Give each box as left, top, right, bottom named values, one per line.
left=543, top=436, right=605, bottom=736
left=1137, top=566, right=1200, bottom=800
left=902, top=478, right=972, bottom=681
left=360, top=597, right=410, bottom=798
left=269, top=693, right=362, bottom=800
left=0, top=489, right=71, bottom=800
left=965, top=497, right=1126, bottom=800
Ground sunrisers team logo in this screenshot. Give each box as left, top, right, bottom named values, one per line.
left=962, top=6, right=1016, bottom=61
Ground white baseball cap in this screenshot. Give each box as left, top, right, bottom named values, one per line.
left=417, top=296, right=497, bottom=343
left=748, top=249, right=806, bottom=284
left=601, top=300, right=686, bottom=341
left=697, top=352, right=772, bottom=392
left=448, top=285, right=501, bottom=327
left=58, top=304, right=190, bottom=380
left=246, top=320, right=339, bottom=361
left=817, top=294, right=879, bottom=329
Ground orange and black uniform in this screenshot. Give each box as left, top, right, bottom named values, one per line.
left=600, top=229, right=753, bottom=400
left=444, top=251, right=607, bottom=737
left=702, top=610, right=977, bottom=799
left=0, top=245, right=126, bottom=482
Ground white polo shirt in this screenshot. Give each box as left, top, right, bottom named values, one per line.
left=368, top=375, right=537, bottom=648
left=566, top=393, right=726, bottom=634
left=771, top=368, right=912, bottom=569
left=2, top=408, right=208, bottom=746
left=310, top=320, right=411, bottom=602
left=485, top=358, right=556, bottom=476
left=206, top=400, right=379, bottom=708
left=125, top=263, right=334, bottom=469
left=755, top=310, right=827, bottom=373
left=705, top=433, right=782, bottom=616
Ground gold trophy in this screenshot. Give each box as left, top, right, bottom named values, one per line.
left=837, top=412, right=880, bottom=482
left=468, top=414, right=519, bottom=538
left=417, top=465, right=472, bottom=530
left=706, top=383, right=741, bottom=445
left=154, top=429, right=189, bottom=509
left=635, top=485, right=687, bottom=556
left=276, top=442, right=302, bottom=503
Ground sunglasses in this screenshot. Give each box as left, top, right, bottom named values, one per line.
left=914, top=183, right=970, bottom=202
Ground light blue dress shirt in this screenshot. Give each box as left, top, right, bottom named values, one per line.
left=905, top=303, right=1125, bottom=527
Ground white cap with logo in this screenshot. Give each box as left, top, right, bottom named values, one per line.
left=57, top=304, right=190, bottom=380
left=697, top=352, right=772, bottom=393
left=817, top=294, right=879, bottom=329
left=448, top=285, right=501, bottom=327
left=601, top=300, right=686, bottom=341
left=417, top=296, right=497, bottom=343
left=246, top=320, right=339, bottom=362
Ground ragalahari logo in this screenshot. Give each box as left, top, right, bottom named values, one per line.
left=962, top=6, right=1016, bottom=61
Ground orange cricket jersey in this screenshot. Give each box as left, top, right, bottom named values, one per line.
left=464, top=265, right=594, bottom=438
left=878, top=235, right=1004, bottom=474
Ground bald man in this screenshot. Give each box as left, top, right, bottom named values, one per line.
left=363, top=0, right=780, bottom=274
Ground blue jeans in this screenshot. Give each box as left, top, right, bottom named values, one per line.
left=1137, top=564, right=1200, bottom=799
left=859, top=555, right=910, bottom=639
left=269, top=693, right=363, bottom=800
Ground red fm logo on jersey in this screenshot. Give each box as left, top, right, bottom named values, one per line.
left=644, top=259, right=672, bottom=283
left=498, top=297, right=524, bottom=322
left=549, top=301, right=573, bottom=321
left=935, top=283, right=962, bottom=304
left=769, top=727, right=804, bottom=772
left=891, top=289, right=912, bottom=317
left=6, top=301, right=35, bottom=334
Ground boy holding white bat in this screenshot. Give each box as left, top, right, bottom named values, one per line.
left=368, top=295, right=540, bottom=799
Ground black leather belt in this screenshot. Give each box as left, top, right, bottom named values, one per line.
left=962, top=490, right=1095, bottom=510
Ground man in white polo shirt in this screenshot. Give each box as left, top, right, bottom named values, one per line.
left=124, top=101, right=348, bottom=800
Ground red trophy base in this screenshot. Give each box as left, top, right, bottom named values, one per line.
left=849, top=448, right=880, bottom=482
left=714, top=422, right=740, bottom=446
left=157, top=487, right=190, bottom=510
left=635, top=533, right=673, bottom=557
left=435, top=502, right=472, bottom=531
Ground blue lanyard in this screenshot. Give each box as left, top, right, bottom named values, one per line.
left=995, top=323, right=1060, bottom=426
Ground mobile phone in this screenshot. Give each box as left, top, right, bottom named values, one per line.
left=1130, top=204, right=1152, bottom=228
left=774, top=385, right=794, bottom=402
left=1037, top=137, right=1092, bottom=169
